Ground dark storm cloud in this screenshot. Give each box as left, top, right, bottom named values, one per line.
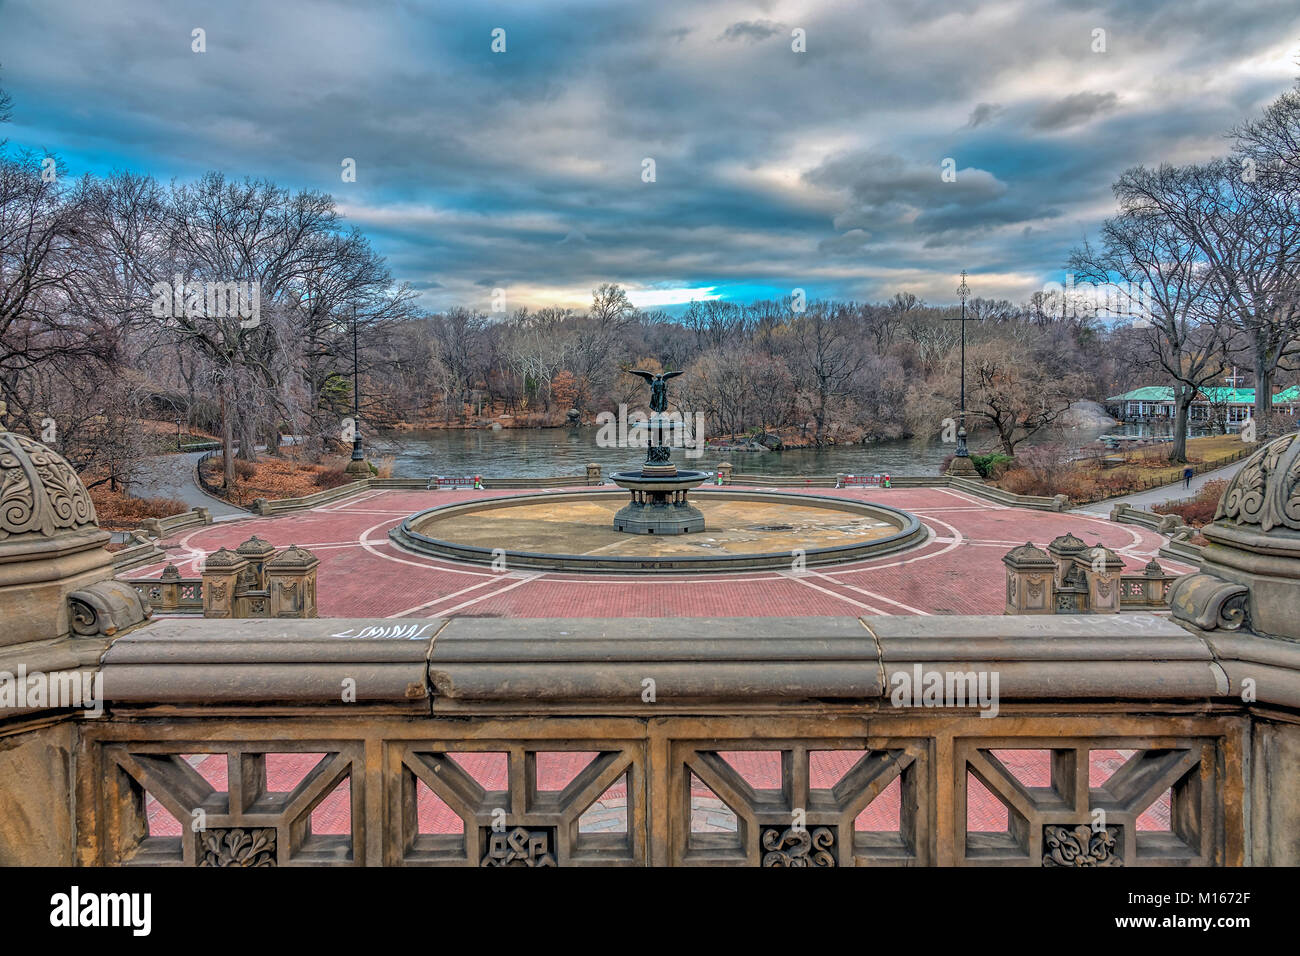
left=966, top=103, right=1004, bottom=128
left=1, top=0, right=1297, bottom=307
left=718, top=20, right=783, bottom=43
left=1031, top=91, right=1120, bottom=130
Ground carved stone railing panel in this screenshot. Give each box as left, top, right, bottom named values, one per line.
left=392, top=742, right=645, bottom=866
left=671, top=740, right=928, bottom=867
left=956, top=738, right=1220, bottom=866
left=95, top=743, right=363, bottom=866
left=74, top=714, right=1243, bottom=867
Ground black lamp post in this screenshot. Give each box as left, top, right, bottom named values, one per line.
left=946, top=270, right=980, bottom=477
left=956, top=270, right=970, bottom=458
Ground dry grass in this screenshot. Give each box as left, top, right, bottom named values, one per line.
left=200, top=454, right=358, bottom=504
left=994, top=435, right=1249, bottom=505
left=89, top=486, right=188, bottom=531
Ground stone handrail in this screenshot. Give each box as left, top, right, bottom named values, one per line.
left=0, top=613, right=1289, bottom=866
left=948, top=477, right=1070, bottom=511
left=110, top=530, right=167, bottom=572
left=122, top=575, right=203, bottom=613
left=139, top=506, right=213, bottom=538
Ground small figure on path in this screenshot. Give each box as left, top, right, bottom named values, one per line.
left=1183, top=466, right=1193, bottom=490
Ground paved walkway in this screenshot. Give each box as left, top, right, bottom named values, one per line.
left=1078, top=458, right=1247, bottom=516
left=123, top=484, right=1190, bottom=617
left=132, top=451, right=245, bottom=518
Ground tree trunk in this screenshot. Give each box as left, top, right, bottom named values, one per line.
left=1171, top=388, right=1191, bottom=463
left=236, top=415, right=257, bottom=462
left=1254, top=344, right=1274, bottom=438
left=220, top=391, right=235, bottom=489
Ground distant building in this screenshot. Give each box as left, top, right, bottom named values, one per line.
left=1106, top=386, right=1300, bottom=424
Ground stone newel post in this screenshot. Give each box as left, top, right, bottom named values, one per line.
left=265, top=545, right=320, bottom=618
left=1002, top=542, right=1055, bottom=614
left=158, top=563, right=182, bottom=612
left=201, top=548, right=248, bottom=619
left=1079, top=545, right=1126, bottom=614
left=586, top=463, right=602, bottom=485
left=235, top=534, right=276, bottom=588
left=716, top=462, right=733, bottom=485
left=1046, top=532, right=1086, bottom=588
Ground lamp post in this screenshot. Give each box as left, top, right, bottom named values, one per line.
left=345, top=305, right=370, bottom=476
left=946, top=270, right=981, bottom=478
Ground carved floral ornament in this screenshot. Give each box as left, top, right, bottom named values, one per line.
left=1215, top=433, right=1300, bottom=531
left=0, top=432, right=97, bottom=540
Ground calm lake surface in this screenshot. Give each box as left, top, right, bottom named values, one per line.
left=370, top=420, right=1197, bottom=479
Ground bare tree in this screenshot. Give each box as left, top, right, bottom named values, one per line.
left=1071, top=204, right=1234, bottom=462
left=1116, top=160, right=1300, bottom=434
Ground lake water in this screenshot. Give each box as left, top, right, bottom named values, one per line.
left=369, top=420, right=1195, bottom=479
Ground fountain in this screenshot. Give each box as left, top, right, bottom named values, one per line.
left=390, top=366, right=927, bottom=572
left=608, top=370, right=708, bottom=534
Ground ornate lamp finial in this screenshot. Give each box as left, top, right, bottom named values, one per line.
left=957, top=270, right=970, bottom=303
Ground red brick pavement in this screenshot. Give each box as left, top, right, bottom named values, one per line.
left=126, top=485, right=1188, bottom=619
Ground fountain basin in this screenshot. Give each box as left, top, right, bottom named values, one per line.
left=390, top=488, right=926, bottom=573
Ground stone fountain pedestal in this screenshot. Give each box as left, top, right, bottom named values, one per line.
left=609, top=422, right=707, bottom=534
left=609, top=469, right=707, bottom=534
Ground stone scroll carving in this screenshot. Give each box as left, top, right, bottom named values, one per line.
left=0, top=432, right=97, bottom=539
left=198, top=828, right=277, bottom=867
left=1216, top=434, right=1300, bottom=531
left=1167, top=573, right=1250, bottom=632
left=760, top=826, right=836, bottom=867
left=1042, top=825, right=1123, bottom=867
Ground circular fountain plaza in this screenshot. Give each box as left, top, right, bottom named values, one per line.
left=390, top=487, right=926, bottom=572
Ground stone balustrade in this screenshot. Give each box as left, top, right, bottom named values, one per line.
left=1004, top=534, right=1180, bottom=615
left=0, top=612, right=1286, bottom=866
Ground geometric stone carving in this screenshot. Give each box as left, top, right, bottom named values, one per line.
left=760, top=826, right=836, bottom=867
left=1042, top=824, right=1123, bottom=867
left=480, top=827, right=557, bottom=867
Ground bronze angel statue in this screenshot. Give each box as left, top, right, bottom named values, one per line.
left=626, top=368, right=683, bottom=413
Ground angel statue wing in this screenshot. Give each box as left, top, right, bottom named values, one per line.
left=626, top=369, right=657, bottom=382
left=661, top=370, right=685, bottom=380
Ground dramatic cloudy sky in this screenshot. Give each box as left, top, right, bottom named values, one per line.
left=2, top=0, right=1299, bottom=311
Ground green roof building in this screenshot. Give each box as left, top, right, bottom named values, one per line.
left=1105, top=385, right=1300, bottom=424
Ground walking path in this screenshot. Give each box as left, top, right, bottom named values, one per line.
left=133, top=451, right=245, bottom=519
left=1077, top=458, right=1248, bottom=516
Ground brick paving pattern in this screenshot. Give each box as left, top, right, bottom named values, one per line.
left=126, top=485, right=1189, bottom=619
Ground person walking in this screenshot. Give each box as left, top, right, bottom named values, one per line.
left=1183, top=466, right=1194, bottom=490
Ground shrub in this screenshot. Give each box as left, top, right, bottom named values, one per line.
left=313, top=466, right=351, bottom=489
left=1153, top=479, right=1229, bottom=527
left=233, top=459, right=257, bottom=481
left=375, top=455, right=396, bottom=479
left=971, top=453, right=1014, bottom=479
left=996, top=444, right=1070, bottom=497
